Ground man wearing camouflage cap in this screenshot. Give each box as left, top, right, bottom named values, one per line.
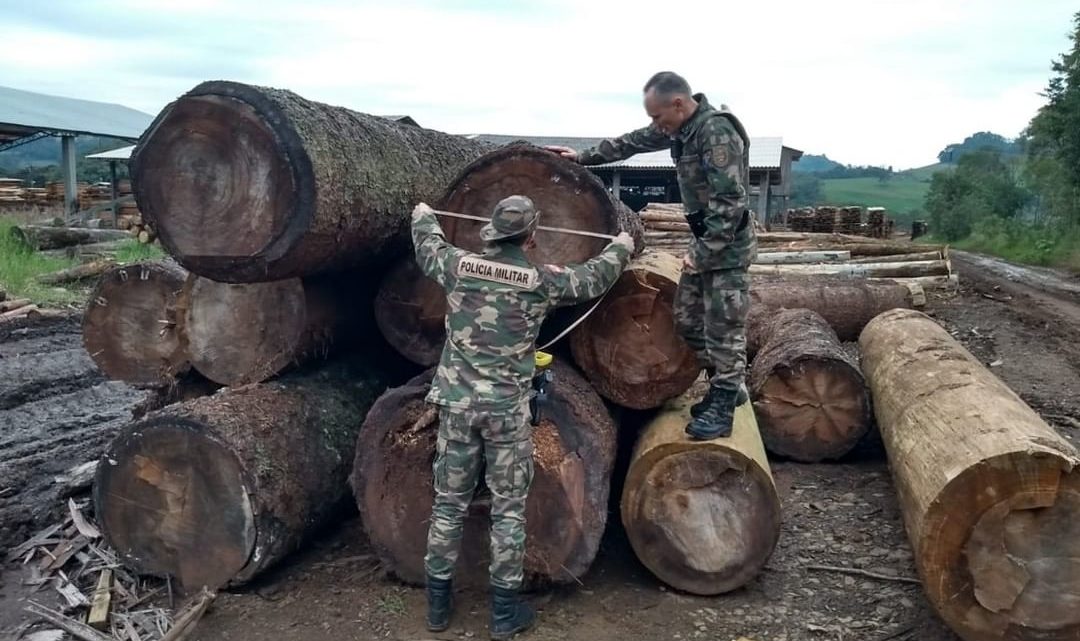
left=411, top=195, right=634, bottom=639
left=546, top=71, right=754, bottom=441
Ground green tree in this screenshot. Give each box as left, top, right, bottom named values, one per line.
left=925, top=150, right=1026, bottom=241
left=790, top=173, right=823, bottom=206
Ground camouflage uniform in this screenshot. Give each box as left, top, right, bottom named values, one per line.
left=412, top=204, right=631, bottom=590
left=578, top=94, right=754, bottom=394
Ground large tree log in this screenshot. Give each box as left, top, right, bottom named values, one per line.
left=131, top=81, right=491, bottom=283
left=37, top=259, right=117, bottom=285
left=747, top=275, right=924, bottom=358
left=747, top=308, right=872, bottom=462
left=873, top=274, right=959, bottom=290
left=848, top=249, right=942, bottom=263
left=621, top=385, right=781, bottom=595
left=82, top=261, right=190, bottom=387
left=352, top=362, right=616, bottom=588
left=179, top=275, right=347, bottom=386
left=759, top=240, right=948, bottom=257
left=94, top=360, right=388, bottom=591
left=754, top=250, right=850, bottom=264
left=375, top=144, right=644, bottom=366
left=9, top=226, right=129, bottom=251
left=749, top=259, right=950, bottom=278
left=860, top=309, right=1080, bottom=641
left=569, top=250, right=699, bottom=409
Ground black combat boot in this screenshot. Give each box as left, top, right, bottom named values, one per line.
left=691, top=382, right=747, bottom=418
left=490, top=586, right=535, bottom=640
left=685, top=385, right=738, bottom=440
left=426, top=576, right=453, bottom=632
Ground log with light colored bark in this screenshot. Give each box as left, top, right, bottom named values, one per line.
left=569, top=250, right=699, bottom=409
left=759, top=240, right=948, bottom=257
left=871, top=274, right=959, bottom=290
left=860, top=308, right=1080, bottom=641
left=754, top=250, right=851, bottom=264
left=749, top=259, right=950, bottom=279
left=747, top=308, right=872, bottom=462
left=848, top=249, right=943, bottom=263
left=621, top=385, right=780, bottom=595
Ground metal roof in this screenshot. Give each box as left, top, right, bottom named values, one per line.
left=467, top=134, right=799, bottom=170
left=0, top=85, right=153, bottom=144
left=85, top=144, right=136, bottom=160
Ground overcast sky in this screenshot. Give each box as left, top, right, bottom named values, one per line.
left=3, top=0, right=1074, bottom=168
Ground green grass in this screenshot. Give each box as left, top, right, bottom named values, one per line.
left=114, top=239, right=166, bottom=263
left=0, top=217, right=84, bottom=306
left=923, top=222, right=1080, bottom=273
left=818, top=163, right=953, bottom=227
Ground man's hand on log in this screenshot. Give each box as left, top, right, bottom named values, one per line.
left=682, top=252, right=698, bottom=274
left=612, top=232, right=634, bottom=254
left=543, top=145, right=580, bottom=162
left=412, top=202, right=434, bottom=222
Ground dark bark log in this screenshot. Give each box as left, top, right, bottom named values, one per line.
left=621, top=384, right=780, bottom=595
left=94, top=360, right=388, bottom=591
left=860, top=309, right=1080, bottom=641
left=569, top=250, right=699, bottom=409
left=374, top=144, right=645, bottom=366
left=748, top=275, right=922, bottom=358
left=82, top=261, right=190, bottom=387
left=37, top=259, right=117, bottom=285
left=747, top=308, right=872, bottom=462
left=131, top=81, right=492, bottom=282
left=351, top=361, right=616, bottom=589
left=9, top=226, right=129, bottom=251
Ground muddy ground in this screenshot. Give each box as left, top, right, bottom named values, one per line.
left=2, top=252, right=1079, bottom=641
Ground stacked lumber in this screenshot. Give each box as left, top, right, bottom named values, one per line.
left=639, top=202, right=693, bottom=255
left=836, top=206, right=862, bottom=234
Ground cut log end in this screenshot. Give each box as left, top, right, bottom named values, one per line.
left=570, top=251, right=700, bottom=409
left=133, top=93, right=298, bottom=262
left=183, top=277, right=308, bottom=385
left=82, top=261, right=189, bottom=387
left=374, top=259, right=447, bottom=366
left=753, top=358, right=871, bottom=462
left=622, top=397, right=781, bottom=595
left=95, top=418, right=256, bottom=591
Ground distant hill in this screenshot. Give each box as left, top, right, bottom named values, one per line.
left=0, top=135, right=130, bottom=171
left=937, top=132, right=1020, bottom=164
left=816, top=162, right=954, bottom=227
left=793, top=153, right=843, bottom=173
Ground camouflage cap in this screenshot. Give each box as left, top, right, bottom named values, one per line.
left=480, top=195, right=540, bottom=242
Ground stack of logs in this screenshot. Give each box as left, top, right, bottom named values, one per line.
left=785, top=205, right=895, bottom=238
left=69, top=80, right=1080, bottom=641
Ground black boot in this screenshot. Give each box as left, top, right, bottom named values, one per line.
left=426, top=576, right=453, bottom=632
left=490, top=586, right=535, bottom=640
left=691, top=382, right=747, bottom=418
left=685, top=385, right=738, bottom=440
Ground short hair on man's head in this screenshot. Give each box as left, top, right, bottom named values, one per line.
left=643, top=72, right=692, bottom=99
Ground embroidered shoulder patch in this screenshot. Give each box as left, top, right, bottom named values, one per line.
left=458, top=256, right=539, bottom=289
left=711, top=146, right=729, bottom=167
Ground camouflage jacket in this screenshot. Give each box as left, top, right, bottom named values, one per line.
left=412, top=209, right=631, bottom=412
left=578, top=94, right=756, bottom=273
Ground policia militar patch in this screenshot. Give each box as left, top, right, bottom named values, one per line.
left=458, top=256, right=540, bottom=289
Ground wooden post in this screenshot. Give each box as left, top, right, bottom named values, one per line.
left=61, top=134, right=77, bottom=218
left=757, top=170, right=770, bottom=227
left=612, top=170, right=622, bottom=203
left=109, top=161, right=118, bottom=228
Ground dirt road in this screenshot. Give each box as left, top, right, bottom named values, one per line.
left=1, top=250, right=1078, bottom=641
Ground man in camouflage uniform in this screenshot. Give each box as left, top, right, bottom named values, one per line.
left=546, top=71, right=754, bottom=440
left=411, top=196, right=633, bottom=639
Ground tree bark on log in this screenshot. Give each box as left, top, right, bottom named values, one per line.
left=569, top=250, right=699, bottom=409
left=0, top=298, right=31, bottom=313
left=860, top=309, right=1080, bottom=641
left=351, top=362, right=617, bottom=589
left=82, top=261, right=190, bottom=387
left=374, top=144, right=644, bottom=366
left=131, top=81, right=492, bottom=283
left=94, top=360, right=388, bottom=591
left=872, top=274, right=959, bottom=290
left=759, top=240, right=947, bottom=257
left=749, top=259, right=950, bottom=278
left=848, top=250, right=942, bottom=263
left=621, top=385, right=780, bottom=595
left=9, top=226, right=129, bottom=251
left=747, top=275, right=923, bottom=358
left=37, top=259, right=117, bottom=285
left=754, top=250, right=851, bottom=264
left=639, top=211, right=687, bottom=224
left=644, top=221, right=692, bottom=232
left=179, top=275, right=348, bottom=386
left=747, top=308, right=872, bottom=462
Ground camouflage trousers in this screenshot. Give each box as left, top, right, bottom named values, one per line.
left=673, top=266, right=750, bottom=391
left=424, top=403, right=534, bottom=591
